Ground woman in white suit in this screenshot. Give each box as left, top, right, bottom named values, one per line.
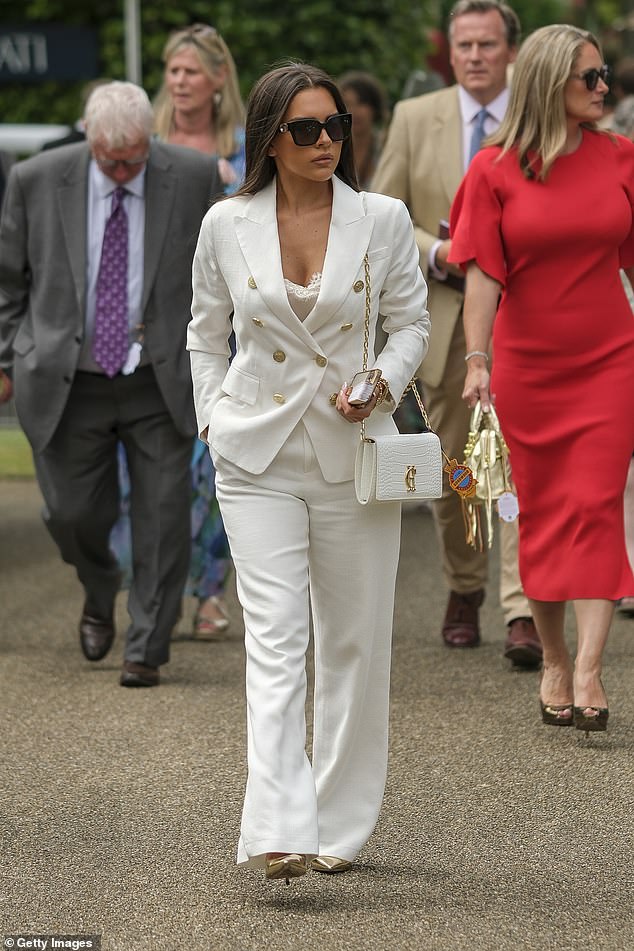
left=187, top=63, right=430, bottom=883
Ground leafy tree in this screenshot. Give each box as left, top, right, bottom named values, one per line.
left=0, top=0, right=627, bottom=127
left=437, top=0, right=570, bottom=36
left=2, top=0, right=429, bottom=124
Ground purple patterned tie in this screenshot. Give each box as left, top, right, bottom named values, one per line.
left=93, top=186, right=129, bottom=377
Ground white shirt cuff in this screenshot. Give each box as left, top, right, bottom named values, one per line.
left=429, top=240, right=448, bottom=281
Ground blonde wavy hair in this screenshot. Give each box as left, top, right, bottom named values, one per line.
left=489, top=24, right=605, bottom=180
left=153, top=24, right=245, bottom=158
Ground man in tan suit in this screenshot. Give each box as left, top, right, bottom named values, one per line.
left=373, top=0, right=541, bottom=667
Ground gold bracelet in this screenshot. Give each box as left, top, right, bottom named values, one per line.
left=374, top=378, right=391, bottom=405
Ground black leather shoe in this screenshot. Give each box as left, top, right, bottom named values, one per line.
left=441, top=589, right=484, bottom=648
left=504, top=617, right=542, bottom=669
left=120, top=661, right=160, bottom=687
left=79, top=607, right=115, bottom=661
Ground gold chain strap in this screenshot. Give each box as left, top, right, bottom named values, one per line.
left=361, top=253, right=371, bottom=372
left=359, top=255, right=459, bottom=474
left=360, top=254, right=372, bottom=441
left=360, top=253, right=433, bottom=437
left=404, top=378, right=432, bottom=431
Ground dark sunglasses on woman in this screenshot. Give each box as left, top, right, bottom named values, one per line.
left=574, top=65, right=610, bottom=91
left=278, top=113, right=352, bottom=147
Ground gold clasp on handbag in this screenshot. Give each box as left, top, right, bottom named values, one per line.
left=405, top=465, right=417, bottom=492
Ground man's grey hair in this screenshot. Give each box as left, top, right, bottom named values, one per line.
left=448, top=0, right=521, bottom=48
left=84, top=81, right=154, bottom=150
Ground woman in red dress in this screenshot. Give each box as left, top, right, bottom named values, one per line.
left=450, top=24, right=634, bottom=735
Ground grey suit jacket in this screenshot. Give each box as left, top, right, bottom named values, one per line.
left=0, top=139, right=222, bottom=452
left=0, top=150, right=14, bottom=208
left=372, top=86, right=466, bottom=387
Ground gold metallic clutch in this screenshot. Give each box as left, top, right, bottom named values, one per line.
left=462, top=400, right=517, bottom=550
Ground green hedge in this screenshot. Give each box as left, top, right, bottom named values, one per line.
left=0, top=0, right=602, bottom=126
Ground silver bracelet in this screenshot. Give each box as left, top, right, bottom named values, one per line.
left=464, top=350, right=489, bottom=362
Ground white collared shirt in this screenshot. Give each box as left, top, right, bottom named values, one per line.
left=429, top=84, right=510, bottom=280
left=78, top=160, right=146, bottom=373
left=457, top=85, right=509, bottom=174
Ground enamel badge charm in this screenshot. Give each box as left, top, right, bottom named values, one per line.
left=444, top=458, right=477, bottom=499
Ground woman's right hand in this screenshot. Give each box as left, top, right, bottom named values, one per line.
left=462, top=361, right=491, bottom=411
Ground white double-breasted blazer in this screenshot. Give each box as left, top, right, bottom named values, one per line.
left=187, top=174, right=430, bottom=483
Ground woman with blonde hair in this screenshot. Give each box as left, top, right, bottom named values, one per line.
left=450, top=24, right=634, bottom=735
left=110, top=25, right=245, bottom=637
left=154, top=23, right=245, bottom=190
left=157, top=24, right=245, bottom=633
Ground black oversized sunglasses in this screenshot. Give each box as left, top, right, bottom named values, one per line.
left=573, top=65, right=611, bottom=91
left=278, top=112, right=352, bottom=147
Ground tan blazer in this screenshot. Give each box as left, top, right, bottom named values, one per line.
left=187, top=175, right=430, bottom=483
left=372, top=86, right=466, bottom=388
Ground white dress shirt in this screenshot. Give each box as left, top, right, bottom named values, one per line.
left=429, top=84, right=510, bottom=279
left=457, top=85, right=509, bottom=174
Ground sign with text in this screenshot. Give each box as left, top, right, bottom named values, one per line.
left=0, top=24, right=98, bottom=83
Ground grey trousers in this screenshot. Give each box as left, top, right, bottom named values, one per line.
left=32, top=366, right=193, bottom=666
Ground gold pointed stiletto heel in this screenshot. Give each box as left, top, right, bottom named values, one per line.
left=540, top=700, right=574, bottom=727
left=310, top=855, right=353, bottom=874
left=573, top=705, right=609, bottom=737
left=265, top=853, right=308, bottom=885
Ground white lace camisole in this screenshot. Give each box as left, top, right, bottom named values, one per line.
left=284, top=272, right=322, bottom=321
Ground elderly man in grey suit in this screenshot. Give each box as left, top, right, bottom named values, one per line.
left=0, top=81, right=222, bottom=687
left=373, top=0, right=541, bottom=667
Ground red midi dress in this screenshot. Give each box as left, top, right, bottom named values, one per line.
left=450, top=131, right=634, bottom=601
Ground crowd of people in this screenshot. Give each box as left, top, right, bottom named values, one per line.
left=0, top=0, right=632, bottom=884
left=111, top=23, right=246, bottom=642
left=373, top=0, right=541, bottom=670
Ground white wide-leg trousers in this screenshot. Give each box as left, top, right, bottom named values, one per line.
left=214, top=424, right=401, bottom=868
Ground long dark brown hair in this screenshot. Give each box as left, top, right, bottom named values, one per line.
left=235, top=61, right=359, bottom=197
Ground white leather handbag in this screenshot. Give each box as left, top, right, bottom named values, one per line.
left=354, top=429, right=443, bottom=504
left=353, top=254, right=445, bottom=505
